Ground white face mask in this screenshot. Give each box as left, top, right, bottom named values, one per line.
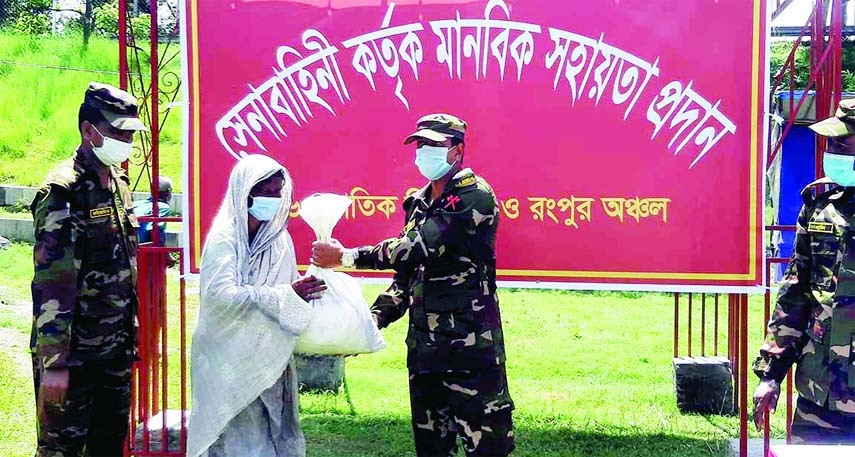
left=415, top=145, right=456, bottom=181
left=248, top=196, right=282, bottom=221
left=91, top=126, right=133, bottom=166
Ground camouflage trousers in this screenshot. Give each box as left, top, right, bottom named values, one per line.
left=33, top=357, right=133, bottom=457
left=790, top=396, right=855, bottom=444
left=408, top=364, right=515, bottom=457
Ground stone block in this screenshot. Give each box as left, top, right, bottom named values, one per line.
left=294, top=354, right=345, bottom=393
left=0, top=217, right=34, bottom=243
left=133, top=409, right=188, bottom=452
left=673, top=356, right=734, bottom=415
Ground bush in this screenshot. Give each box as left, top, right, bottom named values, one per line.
left=9, top=11, right=48, bottom=34
left=6, top=0, right=51, bottom=35
left=771, top=40, right=855, bottom=93
left=94, top=0, right=151, bottom=40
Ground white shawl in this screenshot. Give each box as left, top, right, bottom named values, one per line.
left=187, top=155, right=313, bottom=457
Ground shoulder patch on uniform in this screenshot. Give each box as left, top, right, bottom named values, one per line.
left=456, top=176, right=477, bottom=188
left=43, top=159, right=79, bottom=190
left=89, top=206, right=114, bottom=219
left=801, top=177, right=837, bottom=205
left=807, top=222, right=834, bottom=234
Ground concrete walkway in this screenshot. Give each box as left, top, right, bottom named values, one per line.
left=0, top=184, right=183, bottom=245
left=729, top=438, right=786, bottom=457
left=0, top=184, right=183, bottom=213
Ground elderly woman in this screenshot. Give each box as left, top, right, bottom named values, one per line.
left=187, top=154, right=325, bottom=457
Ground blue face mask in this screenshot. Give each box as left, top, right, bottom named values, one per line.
left=823, top=152, right=855, bottom=187
left=248, top=196, right=281, bottom=221
left=415, top=145, right=456, bottom=181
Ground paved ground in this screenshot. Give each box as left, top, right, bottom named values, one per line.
left=730, top=438, right=786, bottom=457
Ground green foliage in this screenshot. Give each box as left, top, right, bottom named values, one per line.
left=6, top=0, right=50, bottom=35
left=770, top=40, right=855, bottom=93
left=0, top=31, right=183, bottom=192
left=93, top=0, right=151, bottom=40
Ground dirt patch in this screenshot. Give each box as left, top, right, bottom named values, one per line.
left=0, top=288, right=31, bottom=376
left=0, top=327, right=30, bottom=375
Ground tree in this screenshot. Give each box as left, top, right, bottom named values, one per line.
left=770, top=40, right=855, bottom=94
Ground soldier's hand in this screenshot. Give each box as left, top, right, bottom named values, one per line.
left=311, top=239, right=345, bottom=268
left=40, top=367, right=69, bottom=407
left=292, top=275, right=327, bottom=301
left=752, top=379, right=780, bottom=431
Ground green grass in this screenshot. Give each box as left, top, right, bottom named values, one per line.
left=0, top=32, right=183, bottom=193
left=0, top=350, right=34, bottom=457
left=0, top=241, right=790, bottom=456
left=0, top=206, right=31, bottom=219
left=0, top=244, right=34, bottom=457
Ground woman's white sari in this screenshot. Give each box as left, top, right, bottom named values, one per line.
left=187, top=155, right=313, bottom=457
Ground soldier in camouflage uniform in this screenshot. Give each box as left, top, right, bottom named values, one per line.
left=312, top=113, right=515, bottom=456
left=752, top=99, right=855, bottom=443
left=31, top=82, right=147, bottom=456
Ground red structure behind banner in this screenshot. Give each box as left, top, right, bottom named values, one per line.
left=183, top=0, right=767, bottom=291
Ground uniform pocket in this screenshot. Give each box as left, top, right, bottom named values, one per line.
left=84, top=219, right=115, bottom=265
left=423, top=294, right=475, bottom=345
left=809, top=233, right=841, bottom=288
left=424, top=291, right=472, bottom=313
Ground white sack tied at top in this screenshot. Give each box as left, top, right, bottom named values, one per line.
left=295, top=193, right=386, bottom=355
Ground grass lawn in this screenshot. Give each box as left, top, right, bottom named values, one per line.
left=0, top=241, right=787, bottom=457
left=0, top=32, right=183, bottom=193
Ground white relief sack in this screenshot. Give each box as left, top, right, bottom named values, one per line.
left=294, top=193, right=386, bottom=355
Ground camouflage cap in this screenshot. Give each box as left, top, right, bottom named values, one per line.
left=404, top=113, right=467, bottom=144
left=809, top=98, right=855, bottom=138
left=83, top=82, right=148, bottom=132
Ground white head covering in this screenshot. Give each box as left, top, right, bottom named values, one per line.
left=209, top=153, right=293, bottom=276
left=187, top=154, right=311, bottom=457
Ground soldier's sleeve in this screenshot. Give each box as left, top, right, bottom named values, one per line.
left=370, top=270, right=413, bottom=329
left=356, top=187, right=497, bottom=273
left=30, top=185, right=80, bottom=369
left=752, top=203, right=814, bottom=382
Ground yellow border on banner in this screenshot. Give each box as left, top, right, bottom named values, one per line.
left=190, top=0, right=201, bottom=268
left=747, top=0, right=761, bottom=281
left=191, top=0, right=764, bottom=282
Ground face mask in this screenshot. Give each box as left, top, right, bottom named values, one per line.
left=823, top=151, right=855, bottom=187
left=91, top=126, right=133, bottom=166
left=248, top=196, right=281, bottom=221
left=415, top=145, right=456, bottom=181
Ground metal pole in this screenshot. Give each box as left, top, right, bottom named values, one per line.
left=687, top=293, right=693, bottom=357
left=673, top=293, right=679, bottom=358
left=119, top=0, right=128, bottom=90
left=701, top=294, right=706, bottom=356
left=150, top=0, right=161, bottom=246
left=739, top=294, right=748, bottom=457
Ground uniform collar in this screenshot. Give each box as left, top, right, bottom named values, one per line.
left=74, top=147, right=128, bottom=190
left=413, top=168, right=476, bottom=206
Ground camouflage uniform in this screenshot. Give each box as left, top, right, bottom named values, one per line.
left=753, top=99, right=855, bottom=443
left=31, top=82, right=146, bottom=457
left=355, top=114, right=514, bottom=456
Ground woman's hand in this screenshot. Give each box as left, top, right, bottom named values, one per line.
left=292, top=275, right=327, bottom=301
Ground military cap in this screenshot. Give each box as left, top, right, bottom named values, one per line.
left=809, top=98, right=855, bottom=138
left=83, top=82, right=148, bottom=132
left=404, top=113, right=467, bottom=144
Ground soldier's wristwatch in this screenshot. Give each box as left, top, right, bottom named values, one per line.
left=341, top=248, right=357, bottom=268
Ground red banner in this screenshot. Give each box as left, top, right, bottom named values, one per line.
left=183, top=0, right=767, bottom=291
